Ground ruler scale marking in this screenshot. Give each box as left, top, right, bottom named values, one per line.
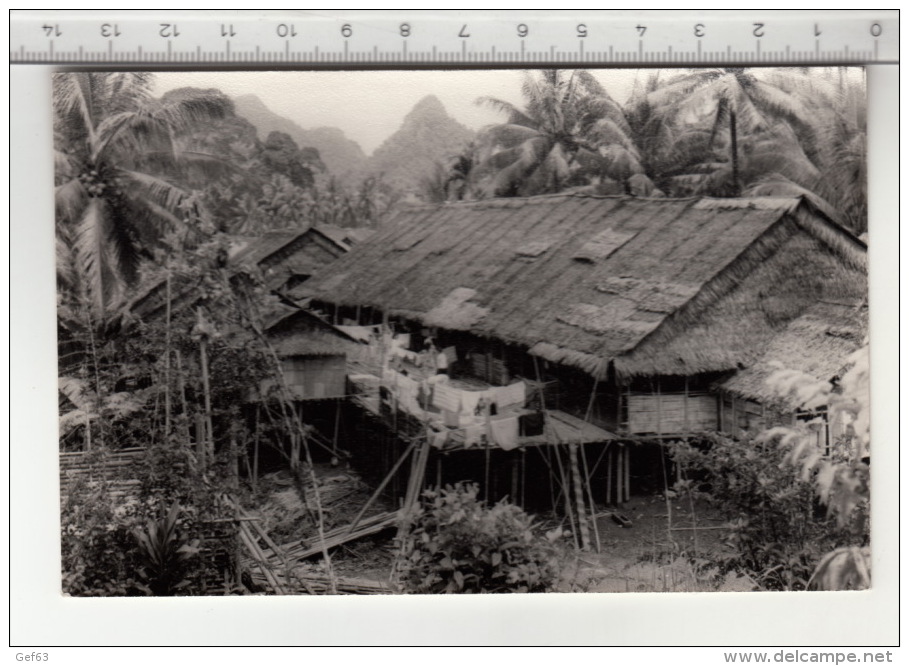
left=9, top=14, right=898, bottom=65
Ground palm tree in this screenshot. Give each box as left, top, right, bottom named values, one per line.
left=645, top=67, right=818, bottom=196
left=473, top=70, right=644, bottom=197
left=54, top=72, right=228, bottom=316
left=741, top=68, right=867, bottom=234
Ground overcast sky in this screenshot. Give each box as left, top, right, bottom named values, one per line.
left=154, top=69, right=642, bottom=155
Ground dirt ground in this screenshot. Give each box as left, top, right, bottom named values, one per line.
left=553, top=494, right=756, bottom=593
left=248, top=469, right=755, bottom=593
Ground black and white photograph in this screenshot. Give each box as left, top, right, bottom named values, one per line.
left=50, top=66, right=873, bottom=601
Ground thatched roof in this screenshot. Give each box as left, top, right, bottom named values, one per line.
left=230, top=226, right=350, bottom=267
left=613, top=220, right=867, bottom=381
left=718, top=300, right=867, bottom=406
left=131, top=227, right=349, bottom=319
left=297, top=193, right=866, bottom=381
left=264, top=306, right=358, bottom=358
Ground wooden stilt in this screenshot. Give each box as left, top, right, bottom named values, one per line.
left=615, top=446, right=624, bottom=506
left=331, top=399, right=341, bottom=461
left=348, top=439, right=417, bottom=534
left=484, top=439, right=491, bottom=502
left=605, top=448, right=613, bottom=506
left=520, top=450, right=526, bottom=508
left=569, top=444, right=591, bottom=551
left=510, top=454, right=519, bottom=503
left=554, top=445, right=579, bottom=549
left=580, top=444, right=601, bottom=552
left=624, top=442, right=631, bottom=503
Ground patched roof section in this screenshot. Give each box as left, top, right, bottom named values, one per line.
left=297, top=193, right=864, bottom=378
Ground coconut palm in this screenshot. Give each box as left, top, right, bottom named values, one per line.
left=473, top=70, right=644, bottom=197
left=645, top=67, right=819, bottom=197
left=741, top=68, right=867, bottom=234
left=54, top=72, right=228, bottom=316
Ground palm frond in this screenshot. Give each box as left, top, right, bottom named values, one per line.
left=476, top=96, right=536, bottom=128
left=479, top=123, right=541, bottom=149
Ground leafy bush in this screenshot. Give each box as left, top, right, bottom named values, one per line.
left=60, top=475, right=145, bottom=596
left=670, top=435, right=855, bottom=591
left=398, top=483, right=561, bottom=594
left=133, top=503, right=201, bottom=596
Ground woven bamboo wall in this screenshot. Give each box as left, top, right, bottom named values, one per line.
left=626, top=392, right=718, bottom=435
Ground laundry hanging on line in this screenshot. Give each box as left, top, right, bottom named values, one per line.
left=432, top=383, right=461, bottom=413
left=493, top=381, right=527, bottom=409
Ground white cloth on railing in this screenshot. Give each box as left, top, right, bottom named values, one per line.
left=430, top=430, right=449, bottom=449
left=489, top=416, right=520, bottom=450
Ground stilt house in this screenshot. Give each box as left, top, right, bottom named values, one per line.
left=130, top=225, right=353, bottom=320
left=293, top=194, right=867, bottom=504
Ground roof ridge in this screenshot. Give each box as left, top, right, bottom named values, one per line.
left=393, top=192, right=804, bottom=212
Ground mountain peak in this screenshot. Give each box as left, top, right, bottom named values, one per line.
left=233, top=94, right=366, bottom=178
left=364, top=96, right=475, bottom=193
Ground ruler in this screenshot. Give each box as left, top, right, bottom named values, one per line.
left=10, top=10, right=899, bottom=66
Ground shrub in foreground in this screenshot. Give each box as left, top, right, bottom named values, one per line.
left=399, top=483, right=560, bottom=594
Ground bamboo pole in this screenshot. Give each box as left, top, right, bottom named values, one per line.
left=570, top=443, right=591, bottom=551
left=197, top=310, right=214, bottom=467
left=164, top=272, right=172, bottom=437
left=554, top=445, right=580, bottom=549
left=175, top=349, right=191, bottom=447
left=347, top=438, right=417, bottom=534
left=580, top=444, right=601, bottom=553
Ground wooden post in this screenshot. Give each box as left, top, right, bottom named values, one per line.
left=569, top=443, right=591, bottom=551
left=229, top=429, right=239, bottom=490
left=580, top=444, right=601, bottom=552
left=623, top=438, right=631, bottom=502
left=605, top=448, right=613, bottom=506
left=331, top=399, right=341, bottom=461
left=520, top=450, right=526, bottom=508
left=510, top=453, right=519, bottom=503
left=484, top=438, right=491, bottom=502
left=683, top=377, right=690, bottom=435
left=656, top=378, right=663, bottom=439
left=615, top=446, right=624, bottom=506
